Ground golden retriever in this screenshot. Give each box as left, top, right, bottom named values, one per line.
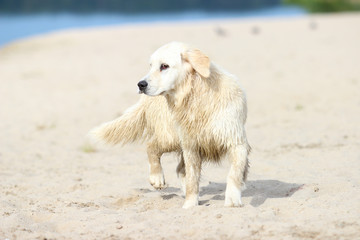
left=91, top=42, right=250, bottom=208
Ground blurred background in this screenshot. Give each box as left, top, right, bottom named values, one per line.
left=1, top=0, right=359, bottom=47
left=0, top=1, right=360, bottom=239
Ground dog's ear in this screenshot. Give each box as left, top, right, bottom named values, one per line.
left=182, top=49, right=210, bottom=78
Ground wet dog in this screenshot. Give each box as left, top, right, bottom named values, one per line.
left=91, top=42, right=250, bottom=208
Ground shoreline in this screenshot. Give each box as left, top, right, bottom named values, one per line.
left=3, top=11, right=359, bottom=50
left=0, top=6, right=306, bottom=47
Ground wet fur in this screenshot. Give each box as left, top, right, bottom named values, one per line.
left=90, top=42, right=250, bottom=208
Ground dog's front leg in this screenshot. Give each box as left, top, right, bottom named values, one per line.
left=224, top=144, right=249, bottom=207
left=147, top=142, right=165, bottom=190
left=182, top=149, right=202, bottom=209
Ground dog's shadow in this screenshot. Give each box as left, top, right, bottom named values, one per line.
left=200, top=180, right=303, bottom=207
left=154, top=180, right=303, bottom=207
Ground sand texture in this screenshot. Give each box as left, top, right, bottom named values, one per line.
left=0, top=13, right=359, bottom=239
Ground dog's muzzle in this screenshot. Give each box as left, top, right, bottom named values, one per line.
left=137, top=80, right=148, bottom=93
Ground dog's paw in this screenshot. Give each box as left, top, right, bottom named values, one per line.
left=182, top=194, right=198, bottom=209
left=224, top=185, right=243, bottom=207
left=224, top=199, right=244, bottom=207
left=149, top=173, right=166, bottom=190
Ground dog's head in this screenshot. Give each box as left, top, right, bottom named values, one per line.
left=138, top=42, right=210, bottom=96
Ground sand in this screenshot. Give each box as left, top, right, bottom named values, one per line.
left=0, top=13, right=359, bottom=239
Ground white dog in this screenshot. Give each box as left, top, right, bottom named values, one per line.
left=91, top=42, right=250, bottom=208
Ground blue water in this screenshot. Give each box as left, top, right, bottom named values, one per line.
left=0, top=6, right=306, bottom=47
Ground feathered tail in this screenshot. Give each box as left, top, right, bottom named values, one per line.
left=89, top=100, right=147, bottom=145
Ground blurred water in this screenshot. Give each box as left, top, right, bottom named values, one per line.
left=0, top=6, right=306, bottom=47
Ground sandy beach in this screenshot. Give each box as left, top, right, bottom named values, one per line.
left=0, top=13, right=359, bottom=239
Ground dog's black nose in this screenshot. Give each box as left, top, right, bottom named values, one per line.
left=137, top=80, right=148, bottom=91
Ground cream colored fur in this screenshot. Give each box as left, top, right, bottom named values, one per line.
left=90, top=42, right=250, bottom=208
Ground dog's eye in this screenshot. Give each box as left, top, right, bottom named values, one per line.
left=160, top=64, right=169, bottom=71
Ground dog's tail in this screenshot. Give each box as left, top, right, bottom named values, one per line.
left=89, top=99, right=147, bottom=146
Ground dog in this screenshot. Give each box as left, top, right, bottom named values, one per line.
left=91, top=42, right=251, bottom=208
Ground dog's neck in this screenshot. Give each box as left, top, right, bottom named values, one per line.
left=165, top=64, right=222, bottom=114
left=164, top=72, right=198, bottom=110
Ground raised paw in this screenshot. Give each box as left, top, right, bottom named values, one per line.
left=149, top=173, right=166, bottom=190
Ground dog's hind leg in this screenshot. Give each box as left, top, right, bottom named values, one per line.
left=176, top=153, right=186, bottom=196
left=224, top=144, right=249, bottom=207
left=147, top=141, right=166, bottom=190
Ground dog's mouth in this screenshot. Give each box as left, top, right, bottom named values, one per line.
left=138, top=88, right=166, bottom=96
